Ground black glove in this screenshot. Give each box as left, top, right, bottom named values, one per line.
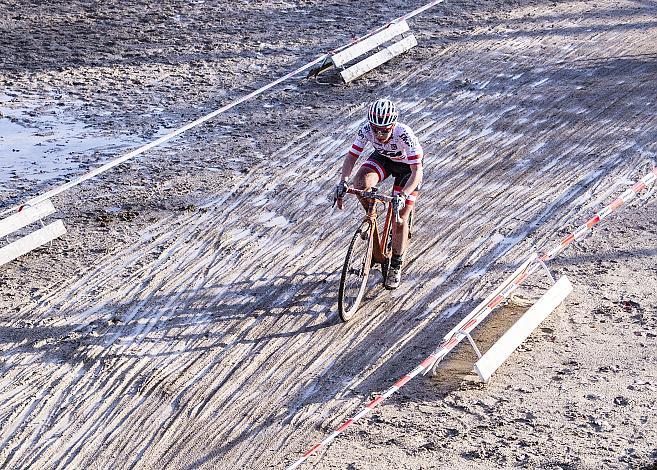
left=334, top=181, right=348, bottom=201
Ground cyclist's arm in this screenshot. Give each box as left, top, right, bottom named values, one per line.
left=340, top=125, right=369, bottom=181
left=340, top=152, right=359, bottom=181
left=398, top=125, right=423, bottom=196
left=402, top=164, right=423, bottom=196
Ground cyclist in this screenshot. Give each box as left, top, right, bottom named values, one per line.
left=335, top=98, right=424, bottom=289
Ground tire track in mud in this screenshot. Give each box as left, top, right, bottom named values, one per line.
left=287, top=8, right=657, bottom=466
left=1, top=2, right=656, bottom=468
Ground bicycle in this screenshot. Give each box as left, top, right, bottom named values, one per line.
left=337, top=186, right=413, bottom=322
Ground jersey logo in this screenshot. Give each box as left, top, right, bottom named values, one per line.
left=380, top=150, right=403, bottom=158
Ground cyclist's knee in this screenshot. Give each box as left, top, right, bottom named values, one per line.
left=354, top=170, right=379, bottom=190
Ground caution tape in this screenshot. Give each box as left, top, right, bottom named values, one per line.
left=540, top=167, right=657, bottom=261
left=288, top=166, right=657, bottom=469
left=287, top=254, right=537, bottom=469
left=1, top=1, right=446, bottom=218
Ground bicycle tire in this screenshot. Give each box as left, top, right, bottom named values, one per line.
left=338, top=221, right=374, bottom=322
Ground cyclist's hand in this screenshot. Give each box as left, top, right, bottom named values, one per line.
left=392, top=193, right=407, bottom=217
left=333, top=181, right=348, bottom=209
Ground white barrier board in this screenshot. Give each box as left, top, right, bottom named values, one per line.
left=0, top=199, right=57, bottom=239
left=0, top=220, right=66, bottom=267
left=340, top=35, right=418, bottom=83
left=474, top=276, right=573, bottom=382
left=331, top=20, right=410, bottom=68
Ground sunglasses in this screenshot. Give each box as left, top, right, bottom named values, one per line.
left=371, top=124, right=394, bottom=135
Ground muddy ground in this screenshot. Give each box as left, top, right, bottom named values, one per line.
left=1, top=0, right=656, bottom=469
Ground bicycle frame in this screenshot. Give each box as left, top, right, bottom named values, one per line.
left=337, top=186, right=406, bottom=321
left=346, top=187, right=397, bottom=268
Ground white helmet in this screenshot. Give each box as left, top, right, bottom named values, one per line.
left=368, top=99, right=398, bottom=127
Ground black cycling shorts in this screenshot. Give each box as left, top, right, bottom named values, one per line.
left=360, top=151, right=421, bottom=192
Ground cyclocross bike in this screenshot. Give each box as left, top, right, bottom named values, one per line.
left=337, top=186, right=413, bottom=322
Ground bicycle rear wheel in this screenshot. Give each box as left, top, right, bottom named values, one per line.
left=338, top=221, right=374, bottom=322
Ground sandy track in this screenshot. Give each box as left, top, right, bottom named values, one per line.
left=1, top=0, right=656, bottom=469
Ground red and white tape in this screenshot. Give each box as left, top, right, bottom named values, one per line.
left=288, top=256, right=537, bottom=469
left=288, top=166, right=657, bottom=469
left=540, top=167, right=657, bottom=261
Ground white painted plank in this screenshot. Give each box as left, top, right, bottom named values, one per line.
left=340, top=34, right=417, bottom=83
left=0, top=200, right=57, bottom=239
left=331, top=20, right=410, bottom=68
left=0, top=220, right=66, bottom=267
left=474, top=276, right=573, bottom=383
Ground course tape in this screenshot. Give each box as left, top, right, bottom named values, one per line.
left=1, top=0, right=445, bottom=218
left=1, top=58, right=324, bottom=218
left=286, top=255, right=537, bottom=470
left=540, top=167, right=657, bottom=261
left=287, top=166, right=657, bottom=469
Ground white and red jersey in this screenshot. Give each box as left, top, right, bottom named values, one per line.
left=347, top=122, right=424, bottom=166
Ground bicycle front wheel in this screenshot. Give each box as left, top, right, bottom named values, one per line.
left=338, top=221, right=374, bottom=322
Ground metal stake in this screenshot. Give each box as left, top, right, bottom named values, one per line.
left=536, top=257, right=556, bottom=285
left=464, top=332, right=482, bottom=359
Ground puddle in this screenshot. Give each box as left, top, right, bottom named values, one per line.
left=0, top=97, right=143, bottom=196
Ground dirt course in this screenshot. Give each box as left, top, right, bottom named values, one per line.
left=1, top=0, right=656, bottom=469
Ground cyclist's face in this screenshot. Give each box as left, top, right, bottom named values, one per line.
left=371, top=123, right=394, bottom=142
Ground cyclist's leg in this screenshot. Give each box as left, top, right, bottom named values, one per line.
left=391, top=199, right=416, bottom=255
left=391, top=174, right=419, bottom=260
left=385, top=173, right=419, bottom=288
left=354, top=152, right=389, bottom=210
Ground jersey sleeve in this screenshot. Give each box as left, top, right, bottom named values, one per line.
left=399, top=125, right=424, bottom=166
left=347, top=124, right=369, bottom=159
